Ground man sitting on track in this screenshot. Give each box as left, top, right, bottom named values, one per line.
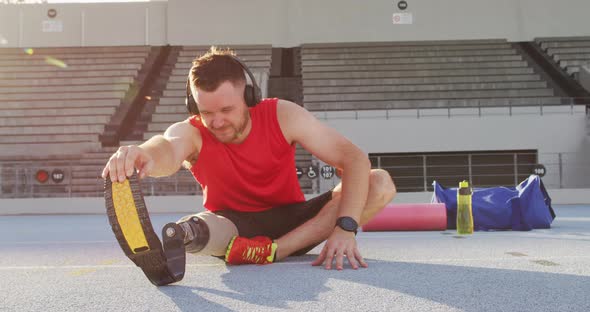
left=102, top=47, right=396, bottom=270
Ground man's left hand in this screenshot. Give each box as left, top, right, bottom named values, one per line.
left=311, top=227, right=368, bottom=270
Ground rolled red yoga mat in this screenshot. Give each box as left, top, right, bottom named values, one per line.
left=362, top=203, right=447, bottom=231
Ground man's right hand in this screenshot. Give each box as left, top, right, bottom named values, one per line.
left=101, top=145, right=154, bottom=182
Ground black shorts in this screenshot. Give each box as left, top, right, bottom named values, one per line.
left=214, top=190, right=333, bottom=256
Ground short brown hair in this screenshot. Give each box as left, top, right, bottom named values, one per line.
left=189, top=46, right=246, bottom=92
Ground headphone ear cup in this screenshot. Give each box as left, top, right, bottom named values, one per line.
left=185, top=77, right=199, bottom=115
left=185, top=93, right=199, bottom=115
left=244, top=85, right=255, bottom=107
left=252, top=84, right=262, bottom=105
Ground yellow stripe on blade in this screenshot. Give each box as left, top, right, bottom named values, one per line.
left=112, top=179, right=149, bottom=254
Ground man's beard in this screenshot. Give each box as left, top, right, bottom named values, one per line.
left=232, top=108, right=250, bottom=140
left=213, top=109, right=250, bottom=143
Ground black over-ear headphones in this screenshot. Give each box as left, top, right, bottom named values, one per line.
left=185, top=55, right=262, bottom=115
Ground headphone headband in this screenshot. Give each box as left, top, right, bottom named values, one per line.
left=185, top=54, right=262, bottom=115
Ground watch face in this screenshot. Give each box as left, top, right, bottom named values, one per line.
left=338, top=217, right=358, bottom=231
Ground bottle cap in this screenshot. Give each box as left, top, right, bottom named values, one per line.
left=459, top=180, right=469, bottom=188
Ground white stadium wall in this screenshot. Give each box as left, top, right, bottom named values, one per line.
left=320, top=107, right=590, bottom=189
left=82, top=3, right=167, bottom=46
left=0, top=2, right=167, bottom=47
left=167, top=0, right=590, bottom=46
left=167, top=0, right=287, bottom=46
left=284, top=0, right=590, bottom=45
left=1, top=0, right=590, bottom=47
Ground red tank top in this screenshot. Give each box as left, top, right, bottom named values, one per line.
left=187, top=98, right=305, bottom=212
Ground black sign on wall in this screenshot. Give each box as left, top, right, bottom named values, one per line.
left=321, top=166, right=335, bottom=179
left=532, top=164, right=546, bottom=177
left=397, top=0, right=408, bottom=10
left=307, top=166, right=317, bottom=179
left=296, top=167, right=303, bottom=179
left=47, top=9, right=57, bottom=19
left=51, top=169, right=65, bottom=183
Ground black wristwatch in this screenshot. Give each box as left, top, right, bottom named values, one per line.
left=336, top=216, right=358, bottom=232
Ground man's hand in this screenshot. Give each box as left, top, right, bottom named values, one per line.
left=101, top=145, right=154, bottom=182
left=311, top=227, right=368, bottom=270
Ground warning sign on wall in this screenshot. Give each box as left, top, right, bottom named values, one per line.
left=42, top=20, right=63, bottom=32
left=392, top=13, right=413, bottom=25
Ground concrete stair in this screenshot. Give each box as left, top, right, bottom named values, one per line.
left=301, top=40, right=559, bottom=111
left=536, top=36, right=590, bottom=78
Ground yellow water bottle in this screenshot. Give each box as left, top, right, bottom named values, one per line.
left=456, top=180, right=473, bottom=234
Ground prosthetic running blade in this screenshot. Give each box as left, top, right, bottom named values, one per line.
left=104, top=172, right=186, bottom=286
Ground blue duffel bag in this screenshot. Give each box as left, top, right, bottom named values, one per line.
left=432, top=175, right=555, bottom=231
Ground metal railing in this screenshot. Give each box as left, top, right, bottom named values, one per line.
left=0, top=162, right=74, bottom=198
left=311, top=98, right=590, bottom=120
left=88, top=169, right=202, bottom=198
left=1, top=151, right=588, bottom=198
left=0, top=162, right=201, bottom=198
left=370, top=151, right=590, bottom=192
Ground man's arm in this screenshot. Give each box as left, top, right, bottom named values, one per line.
left=102, top=120, right=201, bottom=182
left=140, top=121, right=201, bottom=177
left=277, top=99, right=371, bottom=270
left=277, top=99, right=371, bottom=222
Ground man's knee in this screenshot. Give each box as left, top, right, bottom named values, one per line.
left=177, top=212, right=238, bottom=257
left=370, top=169, right=397, bottom=205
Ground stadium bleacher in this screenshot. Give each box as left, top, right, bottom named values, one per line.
left=300, top=39, right=563, bottom=111
left=0, top=38, right=586, bottom=197
left=0, top=46, right=151, bottom=158
left=535, top=36, right=590, bottom=78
